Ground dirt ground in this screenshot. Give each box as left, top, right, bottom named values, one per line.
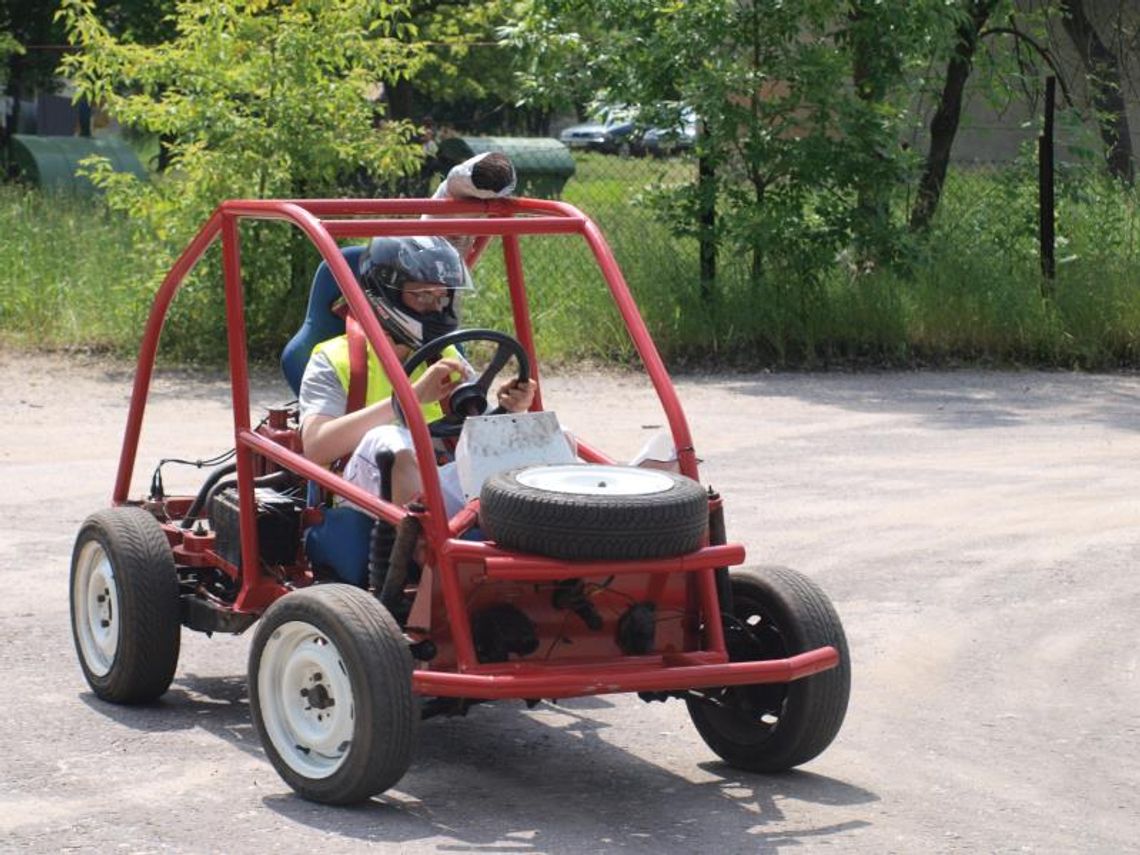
left=2, top=350, right=1138, bottom=854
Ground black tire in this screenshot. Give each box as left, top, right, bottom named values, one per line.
left=686, top=565, right=850, bottom=771
left=70, top=507, right=181, bottom=704
left=248, top=585, right=417, bottom=804
left=480, top=464, right=708, bottom=560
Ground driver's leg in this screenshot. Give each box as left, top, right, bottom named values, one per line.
left=345, top=425, right=464, bottom=516
left=344, top=425, right=413, bottom=505
left=393, top=453, right=465, bottom=516
left=389, top=449, right=422, bottom=507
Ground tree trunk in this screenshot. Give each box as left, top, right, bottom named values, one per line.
left=386, top=77, right=416, bottom=121
left=698, top=147, right=716, bottom=303
left=4, top=57, right=21, bottom=179
left=849, top=3, right=892, bottom=255
left=910, top=0, right=1001, bottom=231
left=1058, top=0, right=1135, bottom=185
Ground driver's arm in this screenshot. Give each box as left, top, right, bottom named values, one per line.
left=301, top=405, right=395, bottom=467
left=300, top=358, right=464, bottom=467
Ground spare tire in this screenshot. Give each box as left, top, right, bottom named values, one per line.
left=480, top=464, right=708, bottom=561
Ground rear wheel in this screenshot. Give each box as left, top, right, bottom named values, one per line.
left=70, top=507, right=181, bottom=704
left=248, top=585, right=417, bottom=804
left=686, top=565, right=850, bottom=771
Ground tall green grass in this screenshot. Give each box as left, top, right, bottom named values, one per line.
left=2, top=156, right=1138, bottom=369
left=0, top=185, right=153, bottom=351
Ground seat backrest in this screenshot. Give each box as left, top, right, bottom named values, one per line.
left=281, top=244, right=367, bottom=396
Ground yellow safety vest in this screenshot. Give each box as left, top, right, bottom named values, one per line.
left=313, top=335, right=464, bottom=423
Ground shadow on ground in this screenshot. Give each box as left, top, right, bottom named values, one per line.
left=82, top=676, right=875, bottom=853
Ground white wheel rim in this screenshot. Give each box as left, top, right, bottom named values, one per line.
left=257, top=620, right=356, bottom=780
left=73, top=540, right=119, bottom=677
left=516, top=464, right=675, bottom=496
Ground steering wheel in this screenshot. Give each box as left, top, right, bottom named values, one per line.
left=392, top=328, right=531, bottom=438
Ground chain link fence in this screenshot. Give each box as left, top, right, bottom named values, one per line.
left=458, top=143, right=1137, bottom=289
left=447, top=143, right=1139, bottom=364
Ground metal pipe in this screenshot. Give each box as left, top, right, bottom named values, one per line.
left=412, top=646, right=839, bottom=700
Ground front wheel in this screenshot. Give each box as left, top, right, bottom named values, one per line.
left=248, top=585, right=417, bottom=804
left=686, top=565, right=850, bottom=771
left=70, top=507, right=181, bottom=703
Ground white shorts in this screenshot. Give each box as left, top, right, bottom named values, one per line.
left=343, top=425, right=466, bottom=518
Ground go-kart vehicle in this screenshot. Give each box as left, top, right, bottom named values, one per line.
left=70, top=195, right=850, bottom=804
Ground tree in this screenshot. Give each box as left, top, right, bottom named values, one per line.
left=1056, top=0, right=1134, bottom=184
left=3, top=0, right=175, bottom=174
left=511, top=0, right=952, bottom=293
left=58, top=0, right=428, bottom=360
left=909, top=1, right=1005, bottom=231
left=842, top=0, right=960, bottom=255
left=0, top=29, right=23, bottom=90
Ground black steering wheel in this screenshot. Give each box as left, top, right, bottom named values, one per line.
left=392, top=328, right=531, bottom=438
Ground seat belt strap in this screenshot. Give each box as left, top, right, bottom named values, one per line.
left=345, top=314, right=367, bottom=414
left=326, top=314, right=369, bottom=476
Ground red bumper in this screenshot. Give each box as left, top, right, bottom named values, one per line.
left=412, top=646, right=840, bottom=700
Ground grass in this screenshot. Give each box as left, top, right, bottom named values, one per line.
left=0, top=184, right=154, bottom=352
left=2, top=154, right=1138, bottom=370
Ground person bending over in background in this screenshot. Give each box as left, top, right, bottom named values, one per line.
left=427, top=151, right=517, bottom=257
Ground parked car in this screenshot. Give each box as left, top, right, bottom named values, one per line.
left=558, top=119, right=639, bottom=155
left=641, top=107, right=698, bottom=157
left=643, top=118, right=698, bottom=157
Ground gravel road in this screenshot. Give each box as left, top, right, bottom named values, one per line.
left=2, top=350, right=1138, bottom=854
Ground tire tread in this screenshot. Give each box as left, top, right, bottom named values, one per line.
left=480, top=466, right=708, bottom=560
left=248, top=584, right=417, bottom=804
left=71, top=507, right=181, bottom=704
left=687, top=564, right=850, bottom=772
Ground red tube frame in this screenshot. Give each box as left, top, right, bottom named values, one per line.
left=112, top=195, right=835, bottom=695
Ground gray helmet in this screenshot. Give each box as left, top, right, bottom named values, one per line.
left=357, top=236, right=472, bottom=348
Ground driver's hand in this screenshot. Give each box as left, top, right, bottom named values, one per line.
left=413, top=358, right=464, bottom=405
left=497, top=378, right=536, bottom=413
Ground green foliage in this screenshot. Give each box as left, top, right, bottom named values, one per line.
left=2, top=162, right=1138, bottom=369
left=405, top=1, right=513, bottom=108
left=0, top=185, right=149, bottom=351
left=509, top=0, right=963, bottom=292
left=56, top=0, right=428, bottom=361
left=380, top=1, right=552, bottom=135
left=0, top=29, right=23, bottom=88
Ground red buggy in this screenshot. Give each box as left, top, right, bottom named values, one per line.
left=69, top=196, right=850, bottom=804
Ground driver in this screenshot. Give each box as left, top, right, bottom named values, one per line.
left=299, top=235, right=536, bottom=517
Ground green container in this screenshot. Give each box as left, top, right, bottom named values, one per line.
left=436, top=136, right=575, bottom=199
left=10, top=134, right=147, bottom=195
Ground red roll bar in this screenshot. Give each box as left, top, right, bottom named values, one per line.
left=112, top=197, right=713, bottom=644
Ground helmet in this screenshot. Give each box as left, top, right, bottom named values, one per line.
left=357, top=235, right=472, bottom=348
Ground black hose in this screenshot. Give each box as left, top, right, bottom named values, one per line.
left=707, top=489, right=733, bottom=614
left=184, top=469, right=296, bottom=529
left=367, top=450, right=398, bottom=597
left=180, top=462, right=238, bottom=529
left=380, top=514, right=422, bottom=620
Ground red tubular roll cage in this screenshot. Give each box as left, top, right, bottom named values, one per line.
left=112, top=196, right=839, bottom=699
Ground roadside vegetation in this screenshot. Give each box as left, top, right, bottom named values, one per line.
left=3, top=153, right=1136, bottom=369
left=1, top=0, right=1138, bottom=370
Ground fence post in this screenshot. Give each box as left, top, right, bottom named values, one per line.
left=698, top=146, right=716, bottom=303
left=1039, top=75, right=1056, bottom=291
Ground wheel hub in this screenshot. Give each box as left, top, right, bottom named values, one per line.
left=301, top=678, right=335, bottom=712
left=257, top=622, right=356, bottom=779
left=74, top=542, right=120, bottom=677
